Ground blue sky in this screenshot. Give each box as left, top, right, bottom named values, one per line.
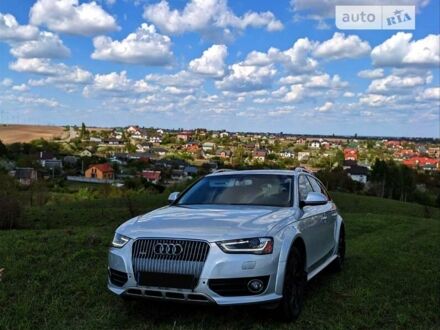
left=0, top=0, right=439, bottom=137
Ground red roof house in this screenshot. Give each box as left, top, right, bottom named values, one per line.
left=85, top=163, right=114, bottom=180
left=344, top=148, right=358, bottom=161
left=141, top=170, right=161, bottom=183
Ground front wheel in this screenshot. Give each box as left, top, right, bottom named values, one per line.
left=330, top=225, right=345, bottom=272
left=276, top=246, right=307, bottom=322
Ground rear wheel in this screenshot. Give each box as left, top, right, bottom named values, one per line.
left=277, top=246, right=307, bottom=322
left=330, top=225, right=345, bottom=272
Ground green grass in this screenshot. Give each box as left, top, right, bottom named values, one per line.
left=0, top=192, right=439, bottom=329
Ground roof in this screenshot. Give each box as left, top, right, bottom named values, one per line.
left=346, top=165, right=369, bottom=176
left=142, top=170, right=161, bottom=180
left=343, top=160, right=357, bottom=167
left=14, top=167, right=36, bottom=179
left=208, top=169, right=297, bottom=177
left=88, top=163, right=113, bottom=173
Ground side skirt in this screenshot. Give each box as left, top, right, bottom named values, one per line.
left=306, top=254, right=337, bottom=281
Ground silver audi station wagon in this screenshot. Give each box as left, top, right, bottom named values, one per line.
left=108, top=169, right=345, bottom=321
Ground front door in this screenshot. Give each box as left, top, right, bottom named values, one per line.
left=297, top=175, right=328, bottom=270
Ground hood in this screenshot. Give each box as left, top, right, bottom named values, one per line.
left=117, top=205, right=296, bottom=242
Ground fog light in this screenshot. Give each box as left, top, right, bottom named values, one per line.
left=247, top=279, right=264, bottom=294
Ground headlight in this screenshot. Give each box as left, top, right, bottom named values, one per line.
left=111, top=233, right=131, bottom=248
left=217, top=237, right=273, bottom=254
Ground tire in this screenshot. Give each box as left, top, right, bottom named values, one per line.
left=330, top=225, right=345, bottom=272
left=276, top=246, right=307, bottom=322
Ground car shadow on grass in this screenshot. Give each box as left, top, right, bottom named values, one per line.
left=113, top=262, right=348, bottom=328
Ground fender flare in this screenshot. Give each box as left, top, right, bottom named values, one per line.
left=273, top=226, right=306, bottom=295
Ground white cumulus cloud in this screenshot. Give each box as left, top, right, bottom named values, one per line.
left=315, top=101, right=333, bottom=112
left=358, top=68, right=384, bottom=79
left=371, top=32, right=440, bottom=67
left=143, top=0, right=283, bottom=40
left=313, top=33, right=371, bottom=60
left=418, top=87, right=440, bottom=101
left=368, top=72, right=431, bottom=94
left=10, top=31, right=70, bottom=59
left=91, top=24, right=173, bottom=65
left=0, top=13, right=39, bottom=41
left=30, top=0, right=118, bottom=36
left=215, top=63, right=276, bottom=92
left=189, top=44, right=228, bottom=77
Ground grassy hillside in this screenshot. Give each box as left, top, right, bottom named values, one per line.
left=0, top=192, right=439, bottom=329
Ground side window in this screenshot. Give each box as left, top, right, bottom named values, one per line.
left=308, top=176, right=323, bottom=193
left=298, top=175, right=313, bottom=201
left=308, top=176, right=331, bottom=200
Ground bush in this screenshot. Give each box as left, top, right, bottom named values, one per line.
left=0, top=196, right=22, bottom=229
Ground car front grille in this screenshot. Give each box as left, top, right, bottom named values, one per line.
left=132, top=239, right=210, bottom=289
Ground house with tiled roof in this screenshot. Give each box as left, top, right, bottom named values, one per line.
left=402, top=157, right=439, bottom=171
left=85, top=163, right=114, bottom=180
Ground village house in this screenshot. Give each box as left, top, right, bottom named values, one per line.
left=141, top=170, right=161, bottom=183
left=403, top=157, right=439, bottom=171
left=321, top=141, right=331, bottom=149
left=279, top=150, right=295, bottom=159
left=344, top=148, right=358, bottom=161
left=177, top=131, right=192, bottom=142
left=38, top=151, right=62, bottom=170
left=183, top=166, right=198, bottom=176
left=297, top=151, right=310, bottom=162
left=185, top=142, right=200, bottom=153
left=253, top=149, right=267, bottom=162
left=385, top=140, right=402, bottom=149
left=10, top=167, right=38, bottom=186
left=85, top=163, right=114, bottom=180
left=107, top=138, right=122, bottom=145
left=216, top=149, right=232, bottom=159
left=127, top=126, right=140, bottom=135
left=346, top=165, right=369, bottom=184
left=202, top=142, right=216, bottom=152
left=393, top=149, right=416, bottom=159
left=136, top=142, right=151, bottom=153
left=151, top=147, right=167, bottom=157
left=310, top=140, right=321, bottom=149
left=149, top=136, right=162, bottom=144
left=428, top=147, right=440, bottom=158
left=171, top=169, right=185, bottom=181
left=89, top=136, right=102, bottom=143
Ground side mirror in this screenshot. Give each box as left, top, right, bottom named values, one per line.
left=302, top=192, right=328, bottom=207
left=168, top=192, right=180, bottom=204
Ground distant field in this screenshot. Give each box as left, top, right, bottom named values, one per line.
left=0, top=192, right=439, bottom=329
left=0, top=124, right=66, bottom=144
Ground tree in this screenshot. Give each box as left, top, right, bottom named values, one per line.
left=0, top=173, right=23, bottom=229
left=371, top=158, right=387, bottom=197
left=0, top=139, right=7, bottom=157
left=79, top=123, right=90, bottom=139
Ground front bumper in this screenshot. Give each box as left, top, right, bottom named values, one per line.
left=108, top=240, right=284, bottom=305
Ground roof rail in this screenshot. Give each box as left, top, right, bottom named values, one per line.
left=212, top=168, right=237, bottom=173
left=294, top=167, right=312, bottom=173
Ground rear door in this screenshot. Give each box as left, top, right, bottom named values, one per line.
left=297, top=175, right=325, bottom=270
left=307, top=176, right=336, bottom=257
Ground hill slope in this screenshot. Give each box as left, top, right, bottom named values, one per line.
left=0, top=192, right=439, bottom=329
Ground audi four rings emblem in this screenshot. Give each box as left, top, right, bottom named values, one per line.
left=154, top=243, right=183, bottom=255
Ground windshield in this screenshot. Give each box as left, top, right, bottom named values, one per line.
left=177, top=174, right=293, bottom=207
